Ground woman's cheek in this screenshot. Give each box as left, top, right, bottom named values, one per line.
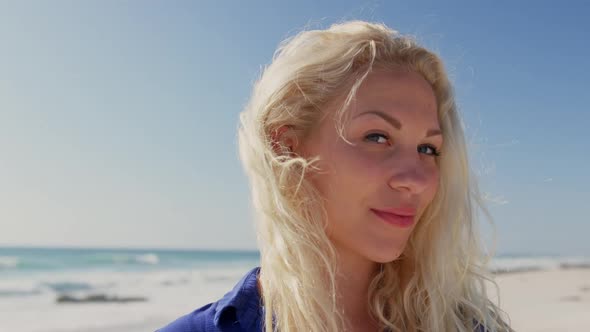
left=426, top=165, right=440, bottom=201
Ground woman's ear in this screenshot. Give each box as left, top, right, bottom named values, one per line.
left=270, top=125, right=298, bottom=156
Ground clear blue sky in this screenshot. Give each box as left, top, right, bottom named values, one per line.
left=1, top=1, right=588, bottom=255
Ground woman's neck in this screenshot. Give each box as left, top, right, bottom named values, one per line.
left=334, top=245, right=381, bottom=331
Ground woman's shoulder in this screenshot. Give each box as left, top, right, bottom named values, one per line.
left=156, top=302, right=216, bottom=332
left=156, top=266, right=262, bottom=332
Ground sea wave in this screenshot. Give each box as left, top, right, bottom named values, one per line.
left=0, top=256, right=20, bottom=269
left=489, top=256, right=590, bottom=274
left=0, top=288, right=42, bottom=297
left=135, top=253, right=159, bottom=265
left=41, top=281, right=94, bottom=294
left=88, top=253, right=160, bottom=266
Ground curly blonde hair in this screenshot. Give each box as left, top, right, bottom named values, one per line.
left=238, top=20, right=512, bottom=332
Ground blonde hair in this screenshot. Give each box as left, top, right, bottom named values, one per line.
left=238, top=21, right=512, bottom=332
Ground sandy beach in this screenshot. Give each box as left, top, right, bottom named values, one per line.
left=62, top=269, right=590, bottom=332
left=494, top=268, right=590, bottom=332
left=2, top=251, right=589, bottom=332
left=142, top=268, right=590, bottom=332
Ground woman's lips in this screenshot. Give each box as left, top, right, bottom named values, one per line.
left=371, top=208, right=415, bottom=228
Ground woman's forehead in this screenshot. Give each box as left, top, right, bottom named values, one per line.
left=355, top=70, right=437, bottom=110
left=312, top=69, right=439, bottom=131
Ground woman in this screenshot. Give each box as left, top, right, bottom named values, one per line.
left=158, top=21, right=512, bottom=332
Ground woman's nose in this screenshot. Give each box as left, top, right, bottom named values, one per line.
left=386, top=151, right=432, bottom=195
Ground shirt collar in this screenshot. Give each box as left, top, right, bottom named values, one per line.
left=213, top=266, right=262, bottom=329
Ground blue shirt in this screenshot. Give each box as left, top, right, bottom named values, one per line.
left=156, top=266, right=490, bottom=332
left=156, top=266, right=263, bottom=332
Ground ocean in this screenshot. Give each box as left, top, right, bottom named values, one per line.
left=1, top=247, right=588, bottom=332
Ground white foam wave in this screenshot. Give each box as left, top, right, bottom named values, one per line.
left=105, top=253, right=160, bottom=265
left=0, top=256, right=19, bottom=269
left=135, top=253, right=159, bottom=265
left=489, top=256, right=590, bottom=273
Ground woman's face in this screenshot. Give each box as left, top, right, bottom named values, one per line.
left=300, top=69, right=442, bottom=264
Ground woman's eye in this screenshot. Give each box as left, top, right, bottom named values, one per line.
left=418, top=144, right=441, bottom=157
left=364, top=133, right=389, bottom=145
left=363, top=133, right=441, bottom=157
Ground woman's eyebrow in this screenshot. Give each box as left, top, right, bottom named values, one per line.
left=353, top=110, right=442, bottom=137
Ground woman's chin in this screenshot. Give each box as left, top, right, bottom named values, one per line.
left=366, top=246, right=407, bottom=264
